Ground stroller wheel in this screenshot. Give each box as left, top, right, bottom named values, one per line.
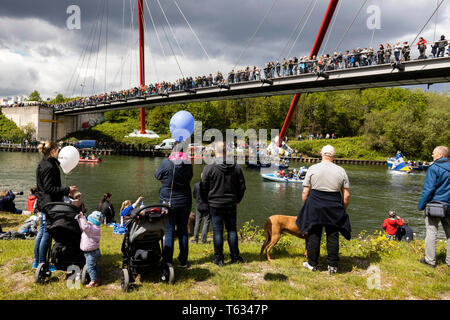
left=81, top=265, right=90, bottom=285
left=121, top=269, right=130, bottom=292
left=161, top=263, right=175, bottom=284
left=34, top=263, right=48, bottom=284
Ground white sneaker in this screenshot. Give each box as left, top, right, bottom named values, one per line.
left=303, top=261, right=317, bottom=271
left=328, top=265, right=337, bottom=274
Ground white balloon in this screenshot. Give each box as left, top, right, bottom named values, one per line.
left=58, top=146, right=80, bottom=174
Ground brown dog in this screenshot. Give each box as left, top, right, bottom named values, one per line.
left=260, top=215, right=308, bottom=262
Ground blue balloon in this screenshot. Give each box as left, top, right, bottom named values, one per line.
left=169, top=110, right=195, bottom=142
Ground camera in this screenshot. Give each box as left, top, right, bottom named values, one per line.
left=14, top=191, right=24, bottom=196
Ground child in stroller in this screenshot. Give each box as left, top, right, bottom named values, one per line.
left=120, top=203, right=174, bottom=291
left=34, top=202, right=88, bottom=284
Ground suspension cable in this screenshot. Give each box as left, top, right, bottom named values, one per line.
left=157, top=4, right=185, bottom=79
left=286, top=0, right=318, bottom=58
left=81, top=0, right=105, bottom=97
left=120, top=0, right=125, bottom=89
left=232, top=0, right=279, bottom=71
left=104, top=0, right=109, bottom=93
left=411, top=0, right=445, bottom=45
left=91, top=0, right=105, bottom=96
left=320, top=0, right=343, bottom=56
left=277, top=0, right=316, bottom=62
left=433, top=0, right=438, bottom=42
left=334, top=0, right=369, bottom=53
left=173, top=0, right=211, bottom=62
left=155, top=0, right=185, bottom=59
left=144, top=0, right=167, bottom=58
left=66, top=0, right=103, bottom=97
left=142, top=0, right=160, bottom=83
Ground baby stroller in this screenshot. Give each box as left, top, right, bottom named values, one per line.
left=34, top=202, right=88, bottom=284
left=121, top=204, right=174, bottom=291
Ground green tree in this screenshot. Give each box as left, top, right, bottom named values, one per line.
left=28, top=90, right=42, bottom=102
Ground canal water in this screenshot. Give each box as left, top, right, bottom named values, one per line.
left=0, top=152, right=443, bottom=239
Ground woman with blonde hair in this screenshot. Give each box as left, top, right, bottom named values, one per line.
left=33, top=141, right=77, bottom=270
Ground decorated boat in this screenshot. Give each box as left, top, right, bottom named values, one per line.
left=261, top=166, right=307, bottom=183
left=387, top=151, right=411, bottom=173
left=261, top=173, right=304, bottom=183
left=79, top=157, right=102, bottom=163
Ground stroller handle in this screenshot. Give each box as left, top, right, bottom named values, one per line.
left=130, top=204, right=170, bottom=219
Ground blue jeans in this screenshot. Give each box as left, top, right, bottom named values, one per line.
left=163, top=206, right=191, bottom=265
left=33, top=214, right=51, bottom=264
left=84, top=249, right=100, bottom=282
left=209, top=206, right=240, bottom=262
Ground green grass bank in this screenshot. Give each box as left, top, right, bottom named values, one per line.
left=0, top=213, right=448, bottom=300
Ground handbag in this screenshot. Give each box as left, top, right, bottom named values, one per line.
left=425, top=201, right=449, bottom=218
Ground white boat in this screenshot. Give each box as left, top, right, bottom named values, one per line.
left=387, top=152, right=411, bottom=173
left=261, top=173, right=304, bottom=184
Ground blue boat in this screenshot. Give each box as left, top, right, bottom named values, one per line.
left=387, top=151, right=411, bottom=173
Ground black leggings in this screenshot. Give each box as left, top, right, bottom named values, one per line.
left=307, top=224, right=339, bottom=268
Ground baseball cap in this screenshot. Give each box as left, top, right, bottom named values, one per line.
left=321, top=145, right=336, bottom=156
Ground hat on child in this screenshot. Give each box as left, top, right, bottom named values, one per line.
left=88, top=211, right=104, bottom=227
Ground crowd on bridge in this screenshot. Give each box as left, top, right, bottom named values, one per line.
left=1, top=35, right=448, bottom=111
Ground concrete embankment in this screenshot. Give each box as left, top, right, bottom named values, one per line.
left=0, top=145, right=386, bottom=165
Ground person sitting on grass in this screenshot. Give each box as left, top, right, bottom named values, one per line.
left=26, top=188, right=39, bottom=214
left=382, top=211, right=403, bottom=240
left=76, top=211, right=103, bottom=288
left=119, top=196, right=144, bottom=226
left=0, top=190, right=23, bottom=214
left=396, top=219, right=414, bottom=242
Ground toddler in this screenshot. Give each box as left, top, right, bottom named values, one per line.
left=76, top=211, right=103, bottom=288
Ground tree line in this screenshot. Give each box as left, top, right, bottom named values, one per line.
left=1, top=87, right=448, bottom=160
left=140, top=87, right=449, bottom=160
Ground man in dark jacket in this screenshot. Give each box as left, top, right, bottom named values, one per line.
left=0, top=190, right=22, bottom=214
left=200, top=141, right=246, bottom=266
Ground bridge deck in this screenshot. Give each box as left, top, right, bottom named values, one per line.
left=56, top=57, right=450, bottom=115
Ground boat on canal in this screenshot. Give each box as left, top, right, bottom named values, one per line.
left=387, top=151, right=411, bottom=173
left=79, top=157, right=102, bottom=163
left=261, top=172, right=304, bottom=183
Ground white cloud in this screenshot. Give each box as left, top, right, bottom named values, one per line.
left=0, top=0, right=449, bottom=98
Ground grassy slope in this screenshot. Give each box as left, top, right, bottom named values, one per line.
left=0, top=213, right=448, bottom=300
left=287, top=136, right=388, bottom=161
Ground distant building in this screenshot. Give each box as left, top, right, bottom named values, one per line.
left=0, top=96, right=27, bottom=106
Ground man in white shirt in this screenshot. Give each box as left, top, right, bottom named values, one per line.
left=296, top=145, right=351, bottom=274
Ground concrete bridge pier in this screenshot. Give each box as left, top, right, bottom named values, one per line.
left=1, top=105, right=104, bottom=141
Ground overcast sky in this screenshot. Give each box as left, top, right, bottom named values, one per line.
left=0, top=0, right=449, bottom=99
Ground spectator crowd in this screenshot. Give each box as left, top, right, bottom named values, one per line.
left=1, top=35, right=448, bottom=111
